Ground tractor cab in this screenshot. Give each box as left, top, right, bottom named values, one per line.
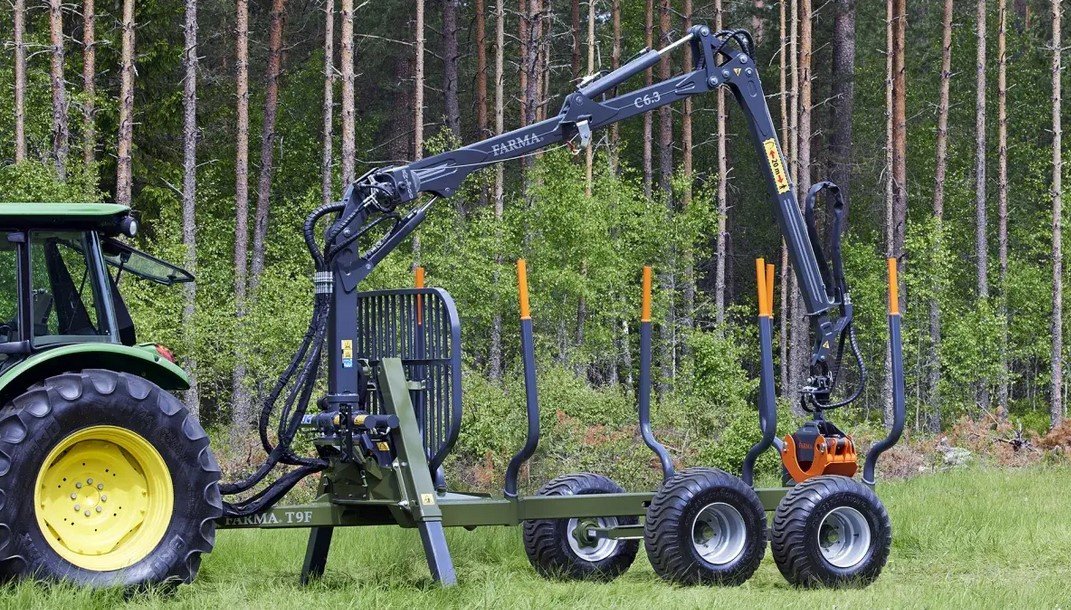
left=0, top=203, right=192, bottom=367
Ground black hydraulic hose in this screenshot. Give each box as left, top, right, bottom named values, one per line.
left=222, top=299, right=329, bottom=493
left=223, top=464, right=326, bottom=517
left=306, top=202, right=344, bottom=269
left=221, top=204, right=339, bottom=495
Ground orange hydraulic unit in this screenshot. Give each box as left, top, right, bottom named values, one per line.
left=781, top=425, right=858, bottom=483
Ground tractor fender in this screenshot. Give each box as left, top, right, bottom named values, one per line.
left=0, top=343, right=190, bottom=405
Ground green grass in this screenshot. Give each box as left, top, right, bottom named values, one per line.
left=5, top=467, right=1071, bottom=609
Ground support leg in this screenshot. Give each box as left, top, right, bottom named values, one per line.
left=300, top=526, right=334, bottom=585
left=418, top=520, right=457, bottom=586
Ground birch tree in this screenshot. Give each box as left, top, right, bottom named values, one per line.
left=340, top=0, right=355, bottom=184
left=929, top=0, right=954, bottom=431
left=997, top=0, right=1009, bottom=418
left=116, top=0, right=136, bottom=204
left=13, top=0, right=26, bottom=163
left=232, top=0, right=252, bottom=436
left=181, top=0, right=200, bottom=417
left=82, top=0, right=96, bottom=167
left=1051, top=0, right=1064, bottom=427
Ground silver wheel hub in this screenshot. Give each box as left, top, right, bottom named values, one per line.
left=567, top=517, right=620, bottom=562
left=691, top=502, right=747, bottom=566
left=818, top=506, right=872, bottom=568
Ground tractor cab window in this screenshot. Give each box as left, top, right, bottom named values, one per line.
left=0, top=239, right=19, bottom=349
left=29, top=231, right=115, bottom=346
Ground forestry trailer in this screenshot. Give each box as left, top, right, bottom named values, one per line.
left=0, top=26, right=905, bottom=589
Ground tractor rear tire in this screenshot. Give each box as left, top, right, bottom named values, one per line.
left=770, top=474, right=891, bottom=588
left=522, top=473, right=639, bottom=581
left=644, top=467, right=766, bottom=586
left=0, top=370, right=222, bottom=589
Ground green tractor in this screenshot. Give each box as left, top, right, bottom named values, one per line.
left=0, top=203, right=221, bottom=587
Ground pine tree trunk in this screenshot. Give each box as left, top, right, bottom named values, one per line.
left=49, top=0, right=69, bottom=181
left=643, top=0, right=654, bottom=199
left=476, top=0, right=488, bottom=138
left=790, top=0, right=813, bottom=414
left=571, top=0, right=581, bottom=80
left=413, top=0, right=425, bottom=262
left=714, top=0, right=728, bottom=327
left=584, top=0, right=595, bottom=197
left=322, top=0, right=335, bottom=204
left=975, top=0, right=988, bottom=303
left=537, top=1, right=550, bottom=124
left=786, top=0, right=800, bottom=402
left=929, top=0, right=954, bottom=433
left=657, top=0, right=675, bottom=392
left=519, top=0, right=528, bottom=127
left=974, top=0, right=990, bottom=411
left=489, top=0, right=505, bottom=381
left=82, top=0, right=96, bottom=167
left=527, top=0, right=541, bottom=128
left=887, top=0, right=907, bottom=427
left=779, top=0, right=789, bottom=395
left=231, top=0, right=251, bottom=438
left=116, top=0, right=136, bottom=204
left=997, top=0, right=1009, bottom=419
left=1051, top=0, right=1064, bottom=428
left=250, top=0, right=286, bottom=286
left=610, top=0, right=621, bottom=169
left=681, top=0, right=695, bottom=334
left=13, top=0, right=26, bottom=163
left=443, top=0, right=460, bottom=137
left=414, top=0, right=424, bottom=157
left=340, top=0, right=356, bottom=184
left=829, top=0, right=854, bottom=209
left=181, top=0, right=200, bottom=418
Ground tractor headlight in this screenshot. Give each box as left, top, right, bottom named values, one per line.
left=120, top=216, right=138, bottom=237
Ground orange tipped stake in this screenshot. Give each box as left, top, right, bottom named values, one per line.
left=414, top=266, right=425, bottom=324
left=766, top=263, right=775, bottom=316
left=887, top=258, right=900, bottom=315
left=517, top=259, right=531, bottom=320
left=755, top=259, right=770, bottom=317
left=641, top=266, right=653, bottom=322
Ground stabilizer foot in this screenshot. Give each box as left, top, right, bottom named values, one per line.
left=418, top=520, right=457, bottom=586
left=300, top=526, right=334, bottom=585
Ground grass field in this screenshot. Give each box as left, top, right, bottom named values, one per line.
left=4, top=467, right=1071, bottom=609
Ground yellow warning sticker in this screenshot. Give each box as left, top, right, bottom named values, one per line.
left=763, top=139, right=791, bottom=194
left=421, top=493, right=436, bottom=506
left=733, top=67, right=742, bottom=76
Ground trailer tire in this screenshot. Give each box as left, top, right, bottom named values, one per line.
left=644, top=467, right=766, bottom=586
left=0, top=369, right=221, bottom=589
left=522, top=473, right=639, bottom=581
left=771, top=474, right=891, bottom=588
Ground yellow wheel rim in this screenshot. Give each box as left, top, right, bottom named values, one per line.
left=33, top=425, right=174, bottom=572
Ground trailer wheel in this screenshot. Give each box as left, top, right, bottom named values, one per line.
left=522, top=473, right=639, bottom=581
left=0, top=370, right=222, bottom=588
left=771, top=474, right=891, bottom=588
left=644, top=468, right=766, bottom=586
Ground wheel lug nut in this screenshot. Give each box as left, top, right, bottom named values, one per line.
left=96, top=506, right=103, bottom=513
left=74, top=505, right=81, bottom=511
left=97, top=484, right=104, bottom=490
left=101, top=495, right=107, bottom=502
left=84, top=510, right=91, bottom=517
left=70, top=493, right=77, bottom=500
left=86, top=478, right=93, bottom=485
left=75, top=482, right=83, bottom=489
